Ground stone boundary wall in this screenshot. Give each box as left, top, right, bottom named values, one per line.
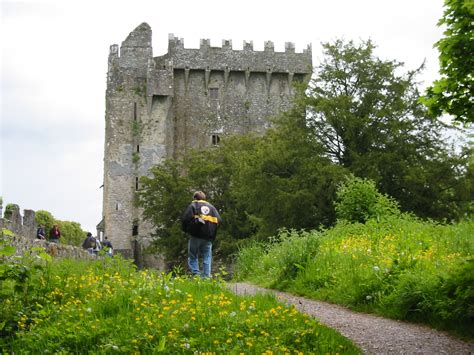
left=4, top=233, right=94, bottom=259
left=0, top=204, right=93, bottom=260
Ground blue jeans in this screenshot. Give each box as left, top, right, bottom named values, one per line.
left=188, top=237, right=212, bottom=278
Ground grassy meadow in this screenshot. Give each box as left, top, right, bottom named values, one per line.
left=0, top=230, right=359, bottom=354
left=234, top=215, right=474, bottom=338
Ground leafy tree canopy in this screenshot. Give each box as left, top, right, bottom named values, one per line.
left=422, top=0, right=474, bottom=125
left=305, top=39, right=472, bottom=220
left=35, top=210, right=56, bottom=232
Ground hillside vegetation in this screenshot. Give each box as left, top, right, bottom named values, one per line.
left=0, top=229, right=359, bottom=353
left=234, top=215, right=474, bottom=338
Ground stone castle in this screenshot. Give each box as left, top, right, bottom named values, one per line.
left=99, top=23, right=312, bottom=261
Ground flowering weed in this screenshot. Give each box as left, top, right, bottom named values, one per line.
left=235, top=216, right=474, bottom=337
left=0, top=239, right=360, bottom=353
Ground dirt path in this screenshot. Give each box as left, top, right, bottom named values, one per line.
left=229, top=282, right=474, bottom=354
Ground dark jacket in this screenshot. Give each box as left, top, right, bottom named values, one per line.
left=181, top=200, right=221, bottom=241
left=82, top=236, right=96, bottom=249
left=36, top=227, right=46, bottom=239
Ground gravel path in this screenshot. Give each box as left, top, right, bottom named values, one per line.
left=229, top=282, right=474, bottom=355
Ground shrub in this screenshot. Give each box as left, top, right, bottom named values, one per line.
left=335, top=176, right=400, bottom=223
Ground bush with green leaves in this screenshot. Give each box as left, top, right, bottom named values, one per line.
left=335, top=176, right=400, bottom=223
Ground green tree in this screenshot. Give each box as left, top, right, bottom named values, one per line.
left=57, top=221, right=86, bottom=247
left=35, top=210, right=55, bottom=234
left=35, top=210, right=86, bottom=246
left=231, top=106, right=347, bottom=238
left=305, top=39, right=472, bottom=220
left=423, top=0, right=474, bottom=125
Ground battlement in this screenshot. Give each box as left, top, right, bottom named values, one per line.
left=165, top=34, right=312, bottom=74
left=168, top=34, right=311, bottom=55
left=109, top=26, right=312, bottom=75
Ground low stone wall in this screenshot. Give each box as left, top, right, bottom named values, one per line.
left=0, top=203, right=93, bottom=260
left=5, top=232, right=94, bottom=259
left=0, top=204, right=163, bottom=267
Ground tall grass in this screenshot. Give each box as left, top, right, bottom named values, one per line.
left=0, top=231, right=359, bottom=353
left=234, top=216, right=474, bottom=338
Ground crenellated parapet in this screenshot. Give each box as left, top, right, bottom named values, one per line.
left=165, top=34, right=312, bottom=74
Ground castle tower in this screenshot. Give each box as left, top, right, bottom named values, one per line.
left=100, top=23, right=312, bottom=262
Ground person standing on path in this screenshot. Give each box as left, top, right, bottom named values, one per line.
left=181, top=191, right=221, bottom=278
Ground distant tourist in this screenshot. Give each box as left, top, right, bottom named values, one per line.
left=82, top=232, right=96, bottom=254
left=181, top=191, right=221, bottom=278
left=102, top=236, right=113, bottom=257
left=49, top=224, right=61, bottom=243
left=93, top=237, right=102, bottom=256
left=36, top=224, right=46, bottom=240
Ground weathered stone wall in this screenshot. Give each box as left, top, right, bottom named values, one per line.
left=5, top=233, right=94, bottom=259
left=101, top=22, right=312, bottom=264
left=0, top=205, right=94, bottom=259
left=0, top=204, right=36, bottom=239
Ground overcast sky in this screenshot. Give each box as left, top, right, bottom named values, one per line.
left=1, top=0, right=445, bottom=233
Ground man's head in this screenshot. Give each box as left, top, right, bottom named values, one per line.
left=193, top=191, right=206, bottom=200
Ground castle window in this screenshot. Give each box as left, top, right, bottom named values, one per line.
left=135, top=177, right=139, bottom=191
left=211, top=134, right=220, bottom=145
left=115, top=203, right=121, bottom=211
left=136, top=145, right=140, bottom=153
left=209, top=88, right=219, bottom=99
left=132, top=223, right=139, bottom=236
left=133, top=102, right=137, bottom=120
